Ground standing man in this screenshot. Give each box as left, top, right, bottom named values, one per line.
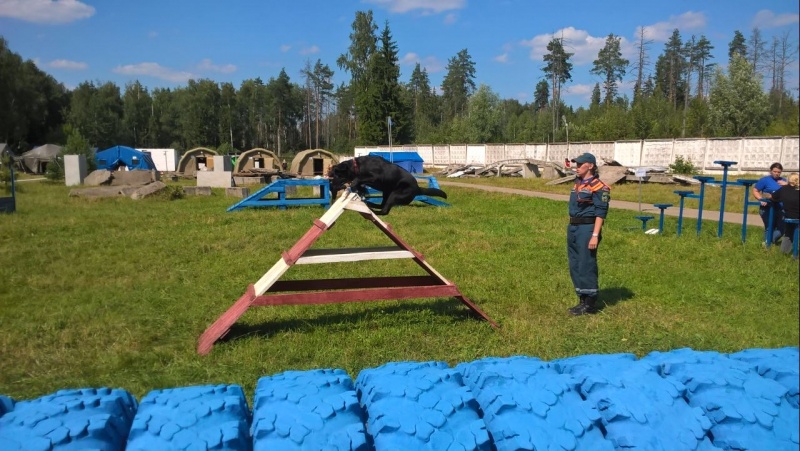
left=567, top=153, right=610, bottom=316
left=753, top=162, right=787, bottom=244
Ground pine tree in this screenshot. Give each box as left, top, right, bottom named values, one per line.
left=408, top=63, right=437, bottom=140
left=337, top=10, right=378, bottom=142
left=591, top=34, right=629, bottom=105
left=441, top=49, right=476, bottom=121
left=728, top=30, right=747, bottom=64
left=533, top=79, right=549, bottom=112
left=122, top=81, right=151, bottom=147
left=356, top=22, right=405, bottom=145
left=694, top=35, right=714, bottom=98
left=663, top=29, right=684, bottom=109
left=591, top=83, right=601, bottom=107
left=542, top=36, right=573, bottom=132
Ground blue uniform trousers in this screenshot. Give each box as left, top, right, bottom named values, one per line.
left=567, top=224, right=600, bottom=297
left=759, top=206, right=784, bottom=243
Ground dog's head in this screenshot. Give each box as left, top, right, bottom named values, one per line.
left=328, top=160, right=355, bottom=194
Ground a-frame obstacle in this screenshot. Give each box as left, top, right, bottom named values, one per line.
left=227, top=178, right=331, bottom=212
left=198, top=190, right=498, bottom=355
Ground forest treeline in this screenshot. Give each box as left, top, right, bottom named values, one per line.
left=0, top=11, right=797, bottom=159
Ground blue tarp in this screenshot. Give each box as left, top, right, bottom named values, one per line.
left=368, top=151, right=424, bottom=174
left=95, top=146, right=156, bottom=171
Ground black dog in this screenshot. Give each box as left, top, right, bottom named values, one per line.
left=329, top=155, right=447, bottom=215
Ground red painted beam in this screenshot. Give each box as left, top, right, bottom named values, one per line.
left=197, top=284, right=258, bottom=355
left=252, top=284, right=462, bottom=306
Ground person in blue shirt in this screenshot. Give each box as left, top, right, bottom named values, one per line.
left=567, top=153, right=611, bottom=316
left=753, top=162, right=787, bottom=244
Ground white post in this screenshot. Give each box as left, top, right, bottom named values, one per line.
left=387, top=116, right=393, bottom=163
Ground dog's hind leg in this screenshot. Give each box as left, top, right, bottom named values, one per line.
left=377, top=191, right=413, bottom=215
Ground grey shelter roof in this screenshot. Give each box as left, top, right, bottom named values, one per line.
left=15, top=144, right=62, bottom=173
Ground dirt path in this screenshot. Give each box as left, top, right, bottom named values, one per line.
left=438, top=181, right=763, bottom=227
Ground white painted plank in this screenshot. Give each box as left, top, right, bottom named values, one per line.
left=296, top=246, right=414, bottom=264
left=253, top=259, right=291, bottom=295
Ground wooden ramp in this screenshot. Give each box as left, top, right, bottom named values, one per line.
left=198, top=191, right=497, bottom=355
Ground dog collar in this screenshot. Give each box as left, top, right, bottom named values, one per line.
left=351, top=158, right=358, bottom=175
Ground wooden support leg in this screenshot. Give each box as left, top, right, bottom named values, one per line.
left=197, top=284, right=258, bottom=355
left=455, top=295, right=499, bottom=329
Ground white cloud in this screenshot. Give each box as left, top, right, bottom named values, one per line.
left=566, top=84, right=593, bottom=96
left=113, top=63, right=194, bottom=83
left=494, top=53, right=509, bottom=63
left=48, top=59, right=87, bottom=70
left=515, top=91, right=529, bottom=100
left=300, top=45, right=320, bottom=55
left=258, top=60, right=282, bottom=69
left=752, top=9, right=799, bottom=29
left=363, top=0, right=465, bottom=14
left=637, top=11, right=706, bottom=42
left=399, top=52, right=445, bottom=73
left=147, top=31, right=158, bottom=39
left=197, top=58, right=236, bottom=74
left=399, top=52, right=420, bottom=65
left=0, top=0, right=94, bottom=24
left=521, top=27, right=632, bottom=66
left=443, top=13, right=457, bottom=24
left=280, top=44, right=291, bottom=53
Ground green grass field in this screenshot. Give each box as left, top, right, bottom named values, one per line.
left=1, top=179, right=797, bottom=402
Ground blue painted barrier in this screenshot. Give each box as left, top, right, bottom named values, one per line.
left=2, top=348, right=797, bottom=449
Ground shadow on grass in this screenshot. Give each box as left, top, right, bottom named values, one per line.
left=220, top=298, right=488, bottom=344
left=597, top=286, right=635, bottom=311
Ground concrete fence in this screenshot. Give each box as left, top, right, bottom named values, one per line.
left=356, top=136, right=799, bottom=173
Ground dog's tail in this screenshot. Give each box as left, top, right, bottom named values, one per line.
left=421, top=188, right=447, bottom=199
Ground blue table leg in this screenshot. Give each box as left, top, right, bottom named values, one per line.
left=635, top=215, right=654, bottom=231
left=654, top=204, right=673, bottom=235
left=736, top=179, right=761, bottom=244
left=714, top=161, right=737, bottom=238
left=765, top=201, right=775, bottom=248
left=693, top=176, right=715, bottom=236
left=794, top=221, right=800, bottom=259
left=674, top=191, right=698, bottom=237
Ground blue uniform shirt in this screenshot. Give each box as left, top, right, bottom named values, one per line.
left=569, top=176, right=611, bottom=218
left=755, top=175, right=785, bottom=195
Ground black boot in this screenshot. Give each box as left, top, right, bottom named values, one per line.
left=569, top=295, right=586, bottom=315
left=582, top=296, right=599, bottom=314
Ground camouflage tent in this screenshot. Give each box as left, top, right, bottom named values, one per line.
left=15, top=144, right=62, bottom=174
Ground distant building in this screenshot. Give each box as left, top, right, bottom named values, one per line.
left=138, top=148, right=177, bottom=172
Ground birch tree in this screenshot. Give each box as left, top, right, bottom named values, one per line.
left=709, top=54, right=769, bottom=136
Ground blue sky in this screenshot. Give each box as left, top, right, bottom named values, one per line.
left=1, top=0, right=798, bottom=107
